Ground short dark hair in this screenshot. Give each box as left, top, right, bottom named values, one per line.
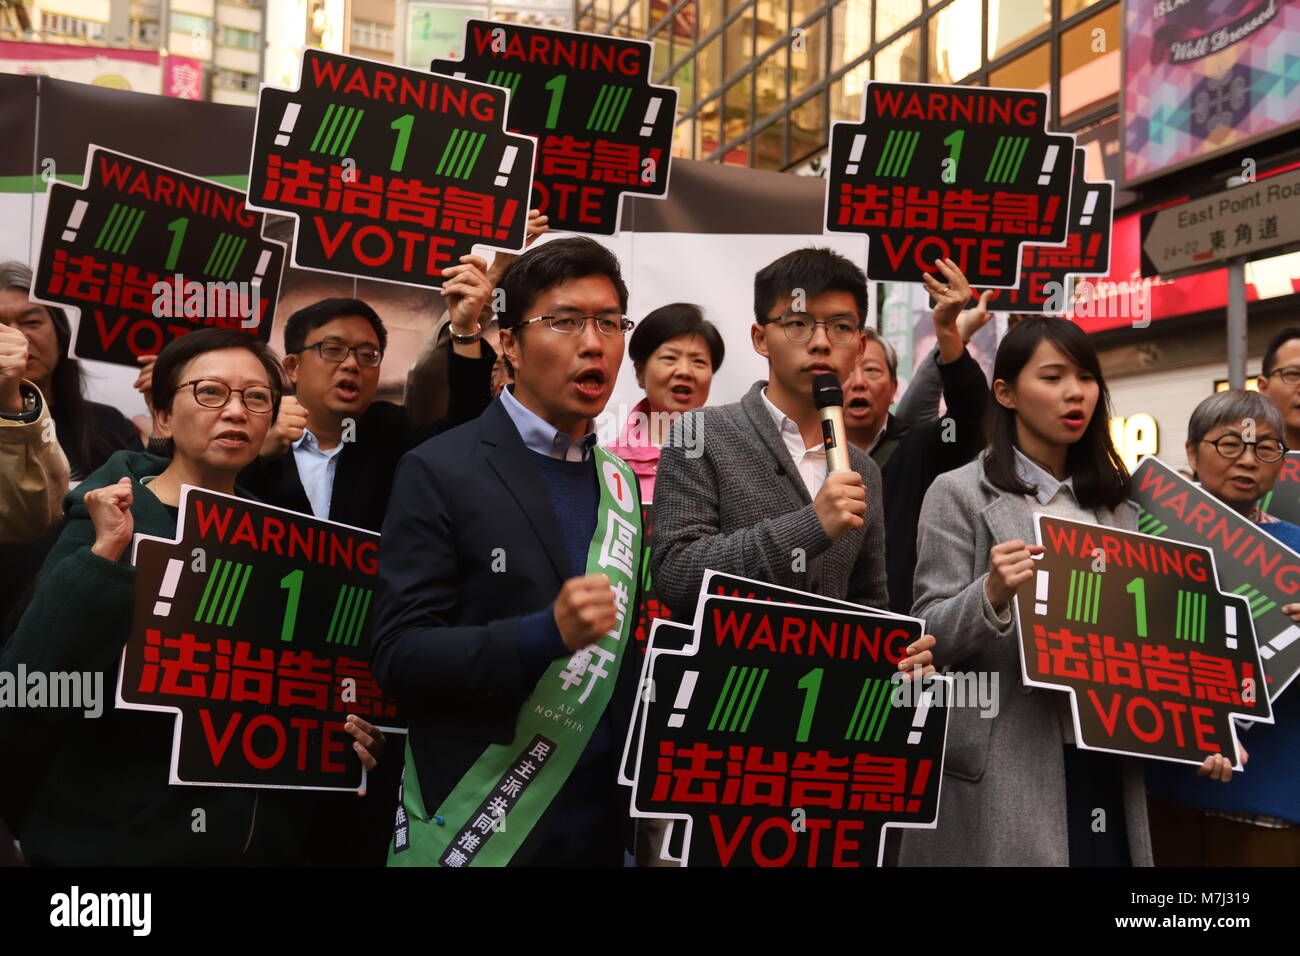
left=628, top=303, right=725, bottom=371
left=753, top=247, right=868, bottom=327
left=152, top=328, right=285, bottom=418
left=494, top=236, right=629, bottom=332
left=1261, top=326, right=1300, bottom=377
left=283, top=298, right=387, bottom=356
left=983, top=316, right=1129, bottom=510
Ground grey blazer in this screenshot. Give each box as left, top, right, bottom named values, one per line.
left=899, top=452, right=1154, bottom=867
left=650, top=381, right=888, bottom=620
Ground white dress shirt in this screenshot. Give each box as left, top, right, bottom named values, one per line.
left=761, top=387, right=828, bottom=499
left=293, top=428, right=345, bottom=519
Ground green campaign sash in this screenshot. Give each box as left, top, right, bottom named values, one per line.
left=389, top=447, right=641, bottom=867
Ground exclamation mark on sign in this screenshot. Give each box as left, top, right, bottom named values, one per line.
left=153, top=558, right=184, bottom=617
left=274, top=103, right=301, bottom=147
left=845, top=134, right=866, bottom=176
left=494, top=198, right=518, bottom=240
left=667, top=669, right=699, bottom=728
left=62, top=199, right=89, bottom=243
left=907, top=689, right=934, bottom=745
left=1037, top=144, right=1060, bottom=186
left=1259, top=625, right=1299, bottom=660
left=1035, top=570, right=1050, bottom=615
left=1078, top=189, right=1099, bottom=226
left=640, top=96, right=662, bottom=137
left=494, top=145, right=518, bottom=188
left=243, top=248, right=273, bottom=330
left=1224, top=604, right=1238, bottom=651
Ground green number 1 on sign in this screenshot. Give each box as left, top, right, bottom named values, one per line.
left=795, top=667, right=823, bottom=743
left=164, top=217, right=188, bottom=271
left=1126, top=576, right=1148, bottom=638
left=389, top=114, right=414, bottom=172
left=280, top=569, right=303, bottom=642
left=544, top=74, right=567, bottom=129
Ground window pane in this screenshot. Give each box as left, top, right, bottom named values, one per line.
left=673, top=58, right=696, bottom=110
left=672, top=0, right=697, bottom=46
left=650, top=0, right=672, bottom=30
left=790, top=92, right=826, bottom=164
left=702, top=33, right=722, bottom=98
left=724, top=75, right=752, bottom=142
left=790, top=14, right=824, bottom=99
left=831, top=0, right=871, bottom=72
left=673, top=118, right=696, bottom=158
left=1061, top=0, right=1101, bottom=17
left=725, top=7, right=754, bottom=78
left=698, top=98, right=723, bottom=154
left=988, top=40, right=1049, bottom=90
left=1059, top=5, right=1120, bottom=123
left=700, top=0, right=724, bottom=34
left=755, top=48, right=786, bottom=118
left=653, top=37, right=671, bottom=81
left=753, top=116, right=786, bottom=169
left=988, top=0, right=1050, bottom=60
left=927, top=0, right=981, bottom=83
left=873, top=28, right=921, bottom=82
left=876, top=0, right=920, bottom=43
left=830, top=57, right=870, bottom=121
left=626, top=0, right=647, bottom=34
left=755, top=0, right=788, bottom=51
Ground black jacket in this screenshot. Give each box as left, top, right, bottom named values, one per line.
left=238, top=342, right=494, bottom=532
left=369, top=399, right=638, bottom=865
left=872, top=348, right=989, bottom=615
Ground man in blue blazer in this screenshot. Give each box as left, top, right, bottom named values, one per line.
left=370, top=237, right=643, bottom=867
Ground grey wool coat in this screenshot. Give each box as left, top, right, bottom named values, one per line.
left=899, top=452, right=1153, bottom=867
left=650, top=381, right=889, bottom=621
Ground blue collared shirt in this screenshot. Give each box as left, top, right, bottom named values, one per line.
left=499, top=384, right=597, bottom=462
left=1013, top=447, right=1076, bottom=506
left=293, top=428, right=345, bottom=519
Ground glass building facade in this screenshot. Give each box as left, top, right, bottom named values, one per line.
left=575, top=0, right=1120, bottom=171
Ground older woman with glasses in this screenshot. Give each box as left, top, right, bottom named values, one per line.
left=0, top=329, right=384, bottom=865
left=1145, top=388, right=1300, bottom=865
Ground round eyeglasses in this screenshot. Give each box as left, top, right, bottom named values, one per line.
left=1199, top=435, right=1286, bottom=463
left=767, top=313, right=861, bottom=345
left=176, top=379, right=278, bottom=414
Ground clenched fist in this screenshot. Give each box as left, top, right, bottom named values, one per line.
left=984, top=539, right=1045, bottom=610
left=553, top=573, right=618, bottom=652
left=813, top=470, right=866, bottom=541
left=260, top=395, right=307, bottom=458
left=0, top=322, right=28, bottom=413
left=86, top=476, right=135, bottom=563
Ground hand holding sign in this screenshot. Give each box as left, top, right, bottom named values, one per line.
left=986, top=539, right=1047, bottom=611
left=1013, top=514, right=1272, bottom=766
left=117, top=486, right=404, bottom=790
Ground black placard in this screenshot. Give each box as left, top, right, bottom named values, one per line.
left=429, top=19, right=676, bottom=236
left=247, top=48, right=536, bottom=289
left=825, top=81, right=1074, bottom=287
left=116, top=487, right=404, bottom=790
left=32, top=146, right=285, bottom=367
left=623, top=572, right=948, bottom=867
left=1260, top=451, right=1300, bottom=527
left=1131, top=455, right=1300, bottom=702
left=989, top=147, right=1114, bottom=313
left=1014, top=513, right=1272, bottom=764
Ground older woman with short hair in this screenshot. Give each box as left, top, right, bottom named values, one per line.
left=1145, top=388, right=1300, bottom=865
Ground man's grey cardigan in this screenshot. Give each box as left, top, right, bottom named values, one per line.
left=650, top=381, right=888, bottom=621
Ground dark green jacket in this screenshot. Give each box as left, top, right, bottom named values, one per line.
left=0, top=450, right=305, bottom=865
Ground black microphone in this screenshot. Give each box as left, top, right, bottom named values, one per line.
left=812, top=372, right=851, bottom=474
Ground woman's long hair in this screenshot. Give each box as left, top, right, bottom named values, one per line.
left=45, top=304, right=120, bottom=476
left=983, top=317, right=1130, bottom=510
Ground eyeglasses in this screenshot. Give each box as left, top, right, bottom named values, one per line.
left=517, top=314, right=635, bottom=336
left=176, top=379, right=278, bottom=414
left=1200, top=434, right=1287, bottom=463
left=1266, top=366, right=1300, bottom=386
left=294, top=341, right=383, bottom=367
left=767, top=313, right=861, bottom=345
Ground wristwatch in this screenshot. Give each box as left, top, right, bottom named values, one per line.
left=450, top=321, right=482, bottom=345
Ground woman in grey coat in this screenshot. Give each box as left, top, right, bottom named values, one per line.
left=900, top=317, right=1240, bottom=866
